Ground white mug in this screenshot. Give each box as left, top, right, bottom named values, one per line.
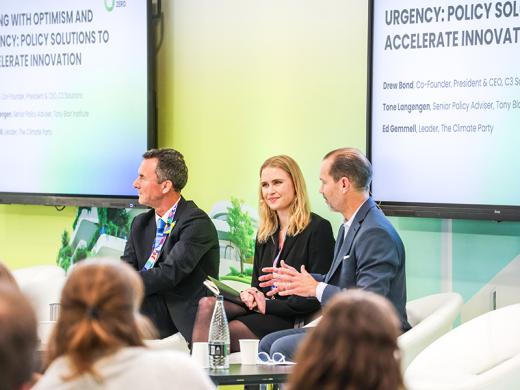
left=191, top=342, right=209, bottom=368
left=239, top=339, right=259, bottom=365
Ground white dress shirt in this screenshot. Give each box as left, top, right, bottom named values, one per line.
left=315, top=200, right=366, bottom=302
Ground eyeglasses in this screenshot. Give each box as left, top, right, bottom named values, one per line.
left=257, top=351, right=286, bottom=365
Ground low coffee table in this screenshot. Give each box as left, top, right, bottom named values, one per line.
left=206, top=363, right=292, bottom=386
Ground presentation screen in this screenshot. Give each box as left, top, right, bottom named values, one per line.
left=368, top=0, right=520, bottom=220
left=0, top=0, right=155, bottom=208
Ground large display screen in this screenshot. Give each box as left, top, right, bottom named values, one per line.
left=369, top=0, right=520, bottom=220
left=0, top=0, right=155, bottom=207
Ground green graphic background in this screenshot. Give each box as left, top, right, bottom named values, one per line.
left=1, top=1, right=519, bottom=322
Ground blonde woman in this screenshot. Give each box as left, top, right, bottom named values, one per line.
left=34, top=259, right=214, bottom=390
left=192, top=155, right=334, bottom=352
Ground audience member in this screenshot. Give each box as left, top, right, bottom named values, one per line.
left=0, top=284, right=38, bottom=390
left=259, top=148, right=410, bottom=359
left=191, top=155, right=334, bottom=352
left=0, top=262, right=19, bottom=289
left=122, top=148, right=220, bottom=342
left=33, top=259, right=215, bottom=390
left=288, top=289, right=405, bottom=390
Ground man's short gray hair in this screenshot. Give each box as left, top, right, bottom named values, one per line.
left=323, top=148, right=372, bottom=190
left=143, top=148, right=188, bottom=192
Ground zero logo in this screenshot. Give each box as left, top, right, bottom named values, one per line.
left=104, top=0, right=115, bottom=12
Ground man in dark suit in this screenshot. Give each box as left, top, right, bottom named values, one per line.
left=258, top=148, right=410, bottom=359
left=122, top=148, right=219, bottom=343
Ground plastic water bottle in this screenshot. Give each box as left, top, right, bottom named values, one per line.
left=208, top=295, right=230, bottom=369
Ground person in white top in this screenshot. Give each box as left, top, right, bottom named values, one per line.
left=34, top=347, right=214, bottom=390
left=33, top=259, right=214, bottom=390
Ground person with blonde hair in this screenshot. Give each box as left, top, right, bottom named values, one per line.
left=192, top=155, right=335, bottom=352
left=259, top=148, right=409, bottom=360
left=288, top=290, right=405, bottom=390
left=33, top=259, right=215, bottom=390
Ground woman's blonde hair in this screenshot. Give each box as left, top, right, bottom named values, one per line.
left=257, top=155, right=311, bottom=242
left=45, top=259, right=156, bottom=381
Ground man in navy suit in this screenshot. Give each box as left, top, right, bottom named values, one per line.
left=122, top=148, right=219, bottom=342
left=259, top=148, right=410, bottom=359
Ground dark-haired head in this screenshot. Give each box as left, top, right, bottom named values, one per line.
left=143, top=148, right=188, bottom=192
left=288, top=289, right=404, bottom=390
left=323, top=148, right=372, bottom=191
left=0, top=284, right=37, bottom=390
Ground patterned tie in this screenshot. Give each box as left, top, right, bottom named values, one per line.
left=154, top=218, right=166, bottom=249
left=142, top=218, right=169, bottom=271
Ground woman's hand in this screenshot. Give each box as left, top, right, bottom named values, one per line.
left=240, top=287, right=267, bottom=313
left=240, top=288, right=258, bottom=310
left=251, top=289, right=267, bottom=314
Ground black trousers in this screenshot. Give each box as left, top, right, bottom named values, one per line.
left=141, top=293, right=177, bottom=339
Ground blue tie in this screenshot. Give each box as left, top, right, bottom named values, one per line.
left=325, top=225, right=346, bottom=282
left=335, top=224, right=345, bottom=256
left=154, top=218, right=166, bottom=248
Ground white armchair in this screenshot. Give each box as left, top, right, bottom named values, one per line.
left=12, top=265, right=66, bottom=322
left=405, top=303, right=520, bottom=390
left=227, top=292, right=463, bottom=367
left=12, top=265, right=66, bottom=346
left=302, top=292, right=463, bottom=371
left=399, top=292, right=463, bottom=370
left=145, top=333, right=190, bottom=353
